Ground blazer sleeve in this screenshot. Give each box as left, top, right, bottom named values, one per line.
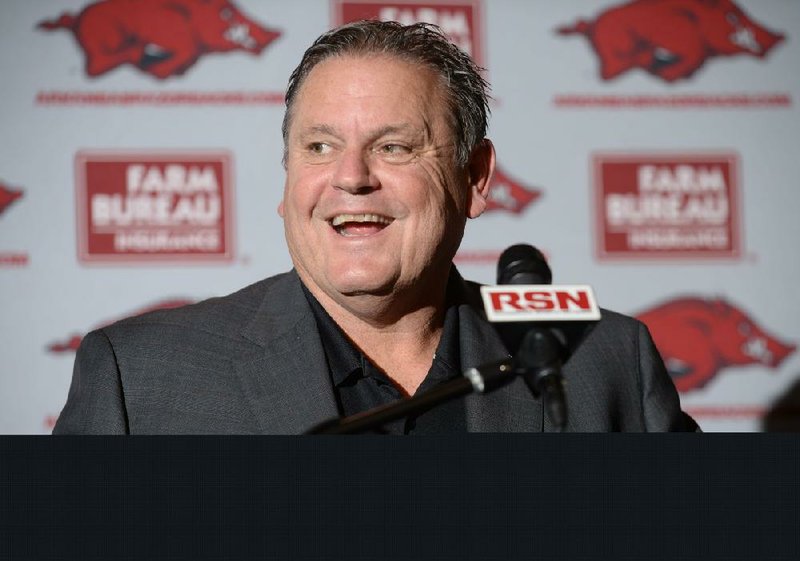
left=638, top=321, right=700, bottom=432
left=52, top=329, right=129, bottom=434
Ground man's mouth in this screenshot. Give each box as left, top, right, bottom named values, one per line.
left=329, top=213, right=393, bottom=236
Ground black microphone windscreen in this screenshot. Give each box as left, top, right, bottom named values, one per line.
left=497, top=244, right=552, bottom=285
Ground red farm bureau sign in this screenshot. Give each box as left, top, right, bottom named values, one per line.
left=76, top=151, right=234, bottom=263
left=594, top=153, right=741, bottom=260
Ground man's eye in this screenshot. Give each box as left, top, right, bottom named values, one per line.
left=377, top=144, right=413, bottom=161
left=381, top=144, right=410, bottom=154
left=308, top=142, right=331, bottom=155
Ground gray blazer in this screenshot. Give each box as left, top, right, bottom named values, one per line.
left=53, top=270, right=694, bottom=434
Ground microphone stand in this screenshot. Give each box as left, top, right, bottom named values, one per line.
left=514, top=327, right=568, bottom=431
left=306, top=359, right=513, bottom=434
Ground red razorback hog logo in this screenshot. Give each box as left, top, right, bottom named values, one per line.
left=637, top=297, right=795, bottom=392
left=557, top=0, right=784, bottom=82
left=0, top=182, right=23, bottom=215
left=38, top=0, right=281, bottom=79
left=486, top=166, right=541, bottom=214
left=47, top=298, right=195, bottom=353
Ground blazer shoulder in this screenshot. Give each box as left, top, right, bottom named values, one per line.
left=104, top=271, right=296, bottom=339
left=596, top=307, right=644, bottom=338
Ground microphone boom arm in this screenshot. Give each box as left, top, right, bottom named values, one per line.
left=306, top=359, right=514, bottom=434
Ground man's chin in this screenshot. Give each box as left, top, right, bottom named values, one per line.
left=321, top=271, right=404, bottom=300
left=334, top=282, right=395, bottom=298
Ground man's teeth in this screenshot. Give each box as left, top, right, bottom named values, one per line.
left=330, top=214, right=392, bottom=227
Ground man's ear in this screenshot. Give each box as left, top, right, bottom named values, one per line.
left=466, top=139, right=496, bottom=219
left=277, top=200, right=285, bottom=217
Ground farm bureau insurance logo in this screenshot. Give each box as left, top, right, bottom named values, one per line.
left=38, top=0, right=280, bottom=80
left=332, top=0, right=485, bottom=66
left=75, top=151, right=234, bottom=263
left=637, top=296, right=795, bottom=393
left=556, top=0, right=784, bottom=83
left=594, top=153, right=740, bottom=260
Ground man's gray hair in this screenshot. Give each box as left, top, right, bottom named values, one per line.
left=282, top=20, right=491, bottom=167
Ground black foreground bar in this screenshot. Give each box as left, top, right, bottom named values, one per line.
left=2, top=435, right=799, bottom=560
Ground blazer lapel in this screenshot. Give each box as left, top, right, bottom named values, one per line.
left=454, top=273, right=544, bottom=433
left=234, top=271, right=339, bottom=434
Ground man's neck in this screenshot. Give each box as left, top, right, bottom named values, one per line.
left=303, top=278, right=450, bottom=396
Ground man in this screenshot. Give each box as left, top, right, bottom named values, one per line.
left=54, top=21, right=696, bottom=434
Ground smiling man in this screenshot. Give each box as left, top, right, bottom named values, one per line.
left=54, top=21, right=697, bottom=434
left=279, top=41, right=494, bottom=398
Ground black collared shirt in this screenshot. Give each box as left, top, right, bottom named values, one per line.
left=301, top=284, right=467, bottom=434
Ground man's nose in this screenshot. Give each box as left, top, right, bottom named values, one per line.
left=331, top=148, right=378, bottom=194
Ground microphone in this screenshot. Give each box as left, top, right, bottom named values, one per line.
left=484, top=244, right=601, bottom=431
left=497, top=243, right=552, bottom=285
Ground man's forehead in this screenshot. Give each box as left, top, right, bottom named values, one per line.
left=290, top=55, right=448, bottom=122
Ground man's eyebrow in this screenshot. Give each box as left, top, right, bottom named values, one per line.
left=297, top=124, right=339, bottom=139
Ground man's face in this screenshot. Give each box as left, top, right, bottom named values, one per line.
left=279, top=55, right=487, bottom=308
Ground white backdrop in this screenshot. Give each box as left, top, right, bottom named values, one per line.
left=1, top=0, right=798, bottom=433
